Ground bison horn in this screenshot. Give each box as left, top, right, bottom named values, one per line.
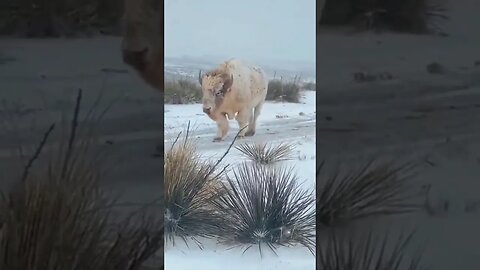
left=198, top=70, right=203, bottom=85
left=223, top=74, right=234, bottom=92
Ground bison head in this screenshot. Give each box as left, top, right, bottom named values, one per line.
left=121, top=0, right=163, bottom=91
left=198, top=70, right=234, bottom=115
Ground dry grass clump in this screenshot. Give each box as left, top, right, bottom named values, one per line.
left=164, top=128, right=225, bottom=246
left=164, top=77, right=304, bottom=104
left=0, top=89, right=162, bottom=270
left=316, top=160, right=420, bottom=227
left=317, top=229, right=428, bottom=270
left=164, top=79, right=202, bottom=104
left=212, top=163, right=316, bottom=256
left=301, top=82, right=316, bottom=91
left=235, top=142, right=294, bottom=165
left=266, top=79, right=301, bottom=103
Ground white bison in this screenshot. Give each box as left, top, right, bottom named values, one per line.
left=198, top=59, right=268, bottom=142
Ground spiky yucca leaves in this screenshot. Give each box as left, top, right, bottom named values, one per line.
left=316, top=160, right=420, bottom=227
left=235, top=142, right=294, bottom=165
left=213, top=163, right=315, bottom=256
left=0, top=89, right=163, bottom=270
left=164, top=133, right=224, bottom=246
left=317, top=229, right=427, bottom=270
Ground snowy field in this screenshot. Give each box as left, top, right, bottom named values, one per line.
left=164, top=90, right=316, bottom=270
left=165, top=90, right=315, bottom=187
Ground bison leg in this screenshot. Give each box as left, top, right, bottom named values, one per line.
left=213, top=115, right=229, bottom=142
left=245, top=102, right=263, bottom=136
left=236, top=109, right=252, bottom=138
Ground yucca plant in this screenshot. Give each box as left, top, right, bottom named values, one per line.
left=235, top=142, right=294, bottom=165
left=212, top=163, right=316, bottom=256
left=164, top=125, right=226, bottom=246
left=0, top=89, right=163, bottom=270
left=317, top=228, right=428, bottom=270
left=316, top=160, right=421, bottom=227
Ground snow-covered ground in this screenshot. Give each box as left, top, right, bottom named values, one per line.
left=165, top=239, right=314, bottom=270
left=164, top=91, right=316, bottom=270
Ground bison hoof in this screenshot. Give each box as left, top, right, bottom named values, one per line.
left=245, top=130, right=255, bottom=136
left=213, top=137, right=223, bottom=142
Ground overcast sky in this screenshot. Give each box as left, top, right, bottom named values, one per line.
left=164, top=0, right=315, bottom=66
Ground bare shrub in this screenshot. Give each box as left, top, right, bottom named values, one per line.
left=164, top=79, right=202, bottom=104
left=267, top=79, right=301, bottom=103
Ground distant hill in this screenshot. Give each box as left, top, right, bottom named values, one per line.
left=164, top=56, right=315, bottom=83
